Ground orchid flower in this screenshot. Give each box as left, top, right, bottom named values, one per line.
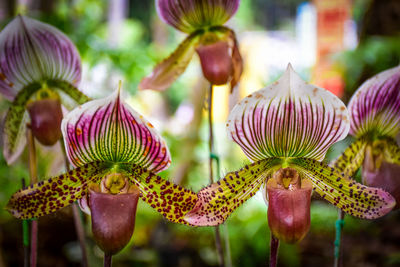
left=332, top=65, right=400, bottom=208
left=6, top=89, right=197, bottom=254
left=184, top=65, right=395, bottom=243
left=0, top=15, right=89, bottom=164
left=139, top=0, right=243, bottom=91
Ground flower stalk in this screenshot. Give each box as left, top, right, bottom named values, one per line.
left=269, top=234, right=279, bottom=267
left=26, top=127, right=37, bottom=267
left=21, top=179, right=29, bottom=267
left=104, top=253, right=112, bottom=267
left=207, top=84, right=225, bottom=267
left=62, top=145, right=89, bottom=267
left=334, top=210, right=345, bottom=267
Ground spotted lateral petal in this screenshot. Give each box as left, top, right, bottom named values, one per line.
left=62, top=90, right=171, bottom=172
left=0, top=15, right=81, bottom=101
left=139, top=33, right=200, bottom=91
left=348, top=65, right=400, bottom=138
left=290, top=158, right=395, bottom=219
left=227, top=64, right=349, bottom=162
left=331, top=138, right=367, bottom=178
left=384, top=138, right=400, bottom=165
left=6, top=162, right=108, bottom=219
left=3, top=83, right=42, bottom=164
left=156, top=0, right=240, bottom=33
left=119, top=163, right=197, bottom=225
left=185, top=158, right=282, bottom=226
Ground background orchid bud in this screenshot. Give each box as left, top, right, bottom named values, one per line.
left=266, top=168, right=313, bottom=244
left=196, top=39, right=233, bottom=85
left=362, top=145, right=400, bottom=209
left=89, top=185, right=140, bottom=255
left=27, top=98, right=63, bottom=146
left=140, top=0, right=243, bottom=91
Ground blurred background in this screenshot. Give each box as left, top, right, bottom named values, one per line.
left=0, top=0, right=400, bottom=266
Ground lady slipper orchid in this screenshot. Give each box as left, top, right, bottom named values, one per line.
left=139, top=0, right=243, bottom=91
left=332, top=65, right=400, bottom=208
left=184, top=65, right=395, bottom=244
left=0, top=15, right=89, bottom=164
left=6, top=89, right=198, bottom=255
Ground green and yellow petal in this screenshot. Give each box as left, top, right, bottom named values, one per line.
left=331, top=137, right=368, bottom=178
left=139, top=33, right=200, bottom=91
left=6, top=161, right=109, bottom=219
left=290, top=158, right=395, bottom=219
left=383, top=138, right=400, bottom=165
left=2, top=83, right=42, bottom=164
left=184, top=158, right=282, bottom=226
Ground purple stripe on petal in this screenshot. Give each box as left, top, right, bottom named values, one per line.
left=0, top=16, right=81, bottom=100
left=348, top=65, right=400, bottom=138
left=226, top=64, right=350, bottom=162
left=62, top=89, right=171, bottom=173
left=156, top=0, right=240, bottom=33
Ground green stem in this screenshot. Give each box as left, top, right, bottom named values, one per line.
left=223, top=223, right=232, bottom=267
left=207, top=84, right=225, bottom=267
left=61, top=140, right=89, bottom=267
left=21, top=179, right=29, bottom=267
left=334, top=210, right=345, bottom=267
left=27, top=127, right=38, bottom=267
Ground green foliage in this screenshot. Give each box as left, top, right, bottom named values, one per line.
left=338, top=36, right=400, bottom=94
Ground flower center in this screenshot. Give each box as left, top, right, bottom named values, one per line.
left=101, top=173, right=129, bottom=194
left=272, top=167, right=301, bottom=191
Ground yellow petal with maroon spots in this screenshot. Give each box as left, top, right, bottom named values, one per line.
left=184, top=158, right=282, bottom=226
left=6, top=161, right=109, bottom=219
left=330, top=137, right=367, bottom=178
left=290, top=158, right=395, bottom=219
left=120, top=163, right=198, bottom=225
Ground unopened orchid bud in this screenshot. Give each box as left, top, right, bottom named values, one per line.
left=266, top=168, right=313, bottom=244
left=362, top=145, right=400, bottom=209
left=27, top=98, right=63, bottom=146
left=196, top=40, right=233, bottom=85
left=89, top=185, right=140, bottom=255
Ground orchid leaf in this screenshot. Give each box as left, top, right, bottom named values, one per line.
left=6, top=161, right=109, bottom=219
left=290, top=158, right=395, bottom=219
left=227, top=64, right=349, bottom=162
left=348, top=65, right=400, bottom=138
left=156, top=0, right=240, bottom=33
left=184, top=158, right=282, bottom=226
left=331, top=138, right=367, bottom=178
left=62, top=89, right=171, bottom=172
left=2, top=82, right=41, bottom=164
left=120, top=163, right=198, bottom=225
left=139, top=32, right=200, bottom=91
left=0, top=15, right=81, bottom=101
